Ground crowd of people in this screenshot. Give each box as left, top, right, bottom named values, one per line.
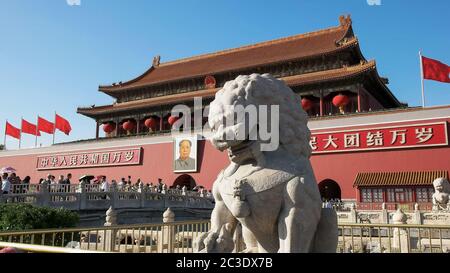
left=1, top=172, right=213, bottom=198
left=322, top=198, right=346, bottom=211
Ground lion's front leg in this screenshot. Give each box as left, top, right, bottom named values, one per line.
left=278, top=177, right=322, bottom=253
left=195, top=183, right=238, bottom=253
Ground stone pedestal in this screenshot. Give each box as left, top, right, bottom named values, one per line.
left=350, top=203, right=358, bottom=223
left=392, top=209, right=409, bottom=253
left=158, top=208, right=175, bottom=253
left=103, top=207, right=118, bottom=252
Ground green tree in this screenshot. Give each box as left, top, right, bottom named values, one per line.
left=0, top=204, right=79, bottom=231
left=0, top=204, right=80, bottom=247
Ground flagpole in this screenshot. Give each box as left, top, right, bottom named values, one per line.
left=35, top=116, right=38, bottom=148
left=52, top=112, right=56, bottom=145
left=419, top=50, right=426, bottom=108
left=4, top=120, right=7, bottom=150
left=19, top=117, right=22, bottom=149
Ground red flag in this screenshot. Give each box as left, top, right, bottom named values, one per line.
left=5, top=122, right=21, bottom=140
left=55, top=114, right=72, bottom=135
left=422, top=56, right=450, bottom=83
left=21, top=119, right=41, bottom=136
left=38, top=116, right=54, bottom=134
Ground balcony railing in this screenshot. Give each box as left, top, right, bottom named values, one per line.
left=1, top=183, right=214, bottom=211
left=1, top=221, right=449, bottom=253
left=0, top=220, right=211, bottom=253
left=357, top=202, right=433, bottom=212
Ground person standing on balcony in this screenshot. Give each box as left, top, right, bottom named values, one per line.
left=2, top=173, right=11, bottom=194
left=44, top=174, right=52, bottom=184
left=157, top=178, right=164, bottom=193
left=58, top=175, right=65, bottom=184
left=118, top=178, right=125, bottom=191
left=101, top=176, right=109, bottom=192
left=63, top=173, right=72, bottom=185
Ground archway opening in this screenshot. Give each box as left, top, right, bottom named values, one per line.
left=318, top=179, right=342, bottom=201
left=172, top=174, right=197, bottom=190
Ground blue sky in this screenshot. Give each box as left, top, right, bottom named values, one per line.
left=1, top=0, right=449, bottom=149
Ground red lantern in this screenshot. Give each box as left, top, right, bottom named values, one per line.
left=332, top=94, right=350, bottom=114
left=122, top=120, right=136, bottom=131
left=301, top=98, right=313, bottom=111
left=144, top=118, right=158, bottom=129
left=103, top=123, right=116, bottom=134
left=204, top=75, right=216, bottom=89
left=168, top=116, right=180, bottom=126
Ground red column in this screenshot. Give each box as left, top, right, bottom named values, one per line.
left=412, top=187, right=416, bottom=203
left=95, top=121, right=99, bottom=140
left=137, top=118, right=140, bottom=135
left=355, top=187, right=360, bottom=203
left=115, top=119, right=119, bottom=137
left=319, top=95, right=324, bottom=116
left=160, top=115, right=163, bottom=131
left=357, top=88, right=362, bottom=112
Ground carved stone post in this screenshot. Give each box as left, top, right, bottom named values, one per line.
left=182, top=186, right=187, bottom=196
left=414, top=203, right=422, bottom=225
left=79, top=180, right=87, bottom=210
left=158, top=208, right=175, bottom=253
left=381, top=203, right=389, bottom=224
left=392, top=209, right=409, bottom=253
left=350, top=203, right=358, bottom=223
left=110, top=181, right=117, bottom=209
left=138, top=182, right=145, bottom=208
left=104, top=207, right=118, bottom=252
left=38, top=180, right=50, bottom=207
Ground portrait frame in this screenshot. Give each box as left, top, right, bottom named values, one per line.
left=173, top=135, right=198, bottom=173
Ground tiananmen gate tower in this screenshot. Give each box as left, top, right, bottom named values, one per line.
left=1, top=15, right=449, bottom=210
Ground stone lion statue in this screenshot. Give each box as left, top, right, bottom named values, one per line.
left=195, top=74, right=338, bottom=253
left=432, top=178, right=450, bottom=211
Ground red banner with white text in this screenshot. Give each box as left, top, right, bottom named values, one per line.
left=37, top=147, right=142, bottom=170
left=310, top=122, right=448, bottom=154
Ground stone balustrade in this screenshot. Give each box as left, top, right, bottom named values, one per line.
left=0, top=182, right=215, bottom=211
left=337, top=202, right=450, bottom=225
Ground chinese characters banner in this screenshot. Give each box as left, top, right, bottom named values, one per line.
left=36, top=148, right=142, bottom=170
left=310, top=122, right=448, bottom=154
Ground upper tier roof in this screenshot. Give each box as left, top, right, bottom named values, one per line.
left=78, top=60, right=400, bottom=118
left=99, top=15, right=355, bottom=94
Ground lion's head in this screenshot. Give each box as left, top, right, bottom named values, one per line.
left=208, top=73, right=311, bottom=161
left=433, top=178, right=450, bottom=194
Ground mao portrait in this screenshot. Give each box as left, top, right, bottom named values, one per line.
left=174, top=137, right=197, bottom=172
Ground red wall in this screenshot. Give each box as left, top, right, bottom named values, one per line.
left=311, top=146, right=450, bottom=199
left=1, top=117, right=449, bottom=200
left=0, top=140, right=229, bottom=190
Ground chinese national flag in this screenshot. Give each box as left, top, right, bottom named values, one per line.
left=5, top=122, right=21, bottom=140
left=21, top=119, right=41, bottom=136
left=422, top=56, right=450, bottom=83
left=55, top=114, right=72, bottom=135
left=38, top=116, right=54, bottom=134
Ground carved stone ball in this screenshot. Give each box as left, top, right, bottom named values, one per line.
left=163, top=207, right=175, bottom=223
left=392, top=209, right=407, bottom=224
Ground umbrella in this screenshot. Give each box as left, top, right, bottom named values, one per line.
left=0, top=167, right=16, bottom=174
left=79, top=175, right=95, bottom=182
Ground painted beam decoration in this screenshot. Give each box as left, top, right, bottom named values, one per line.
left=310, top=122, right=448, bottom=154
left=37, top=147, right=142, bottom=170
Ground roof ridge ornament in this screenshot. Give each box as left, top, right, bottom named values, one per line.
left=339, top=14, right=352, bottom=27
left=153, top=55, right=161, bottom=67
